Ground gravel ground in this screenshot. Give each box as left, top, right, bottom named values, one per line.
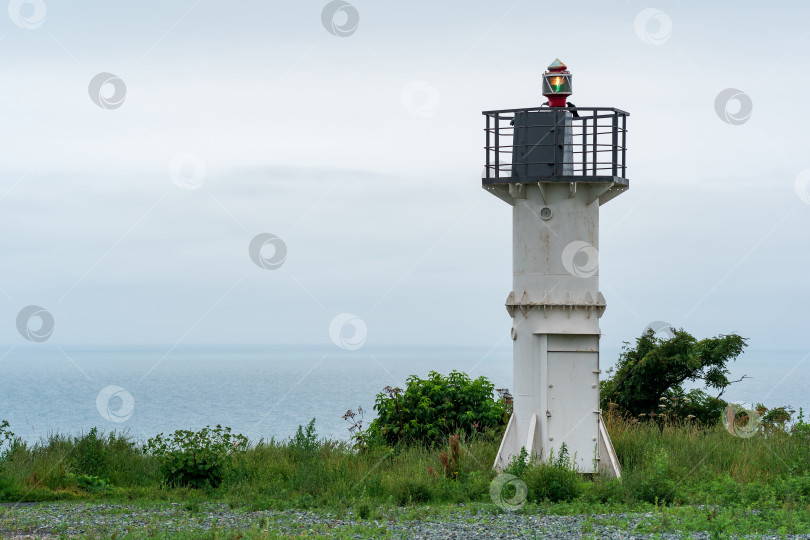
left=0, top=502, right=808, bottom=539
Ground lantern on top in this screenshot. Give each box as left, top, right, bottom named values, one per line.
left=542, top=58, right=572, bottom=107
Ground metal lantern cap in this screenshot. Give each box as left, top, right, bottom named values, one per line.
left=542, top=58, right=572, bottom=108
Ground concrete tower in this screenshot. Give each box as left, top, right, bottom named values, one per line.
left=485, top=60, right=625, bottom=476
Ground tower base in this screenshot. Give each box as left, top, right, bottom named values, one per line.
left=494, top=411, right=621, bottom=478
left=492, top=331, right=621, bottom=478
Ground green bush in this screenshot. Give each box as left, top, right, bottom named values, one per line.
left=390, top=477, right=433, bottom=505
left=503, top=446, right=530, bottom=479
left=355, top=498, right=375, bottom=520
left=773, top=474, right=810, bottom=504
left=72, top=427, right=106, bottom=477
left=792, top=408, right=810, bottom=440
left=68, top=428, right=155, bottom=488
left=0, top=475, right=20, bottom=500
left=290, top=419, right=319, bottom=454
left=625, top=446, right=678, bottom=505
left=145, top=425, right=247, bottom=488
left=67, top=473, right=111, bottom=494
left=583, top=475, right=625, bottom=504
left=369, top=371, right=507, bottom=447
left=524, top=444, right=582, bottom=503
left=0, top=474, right=65, bottom=503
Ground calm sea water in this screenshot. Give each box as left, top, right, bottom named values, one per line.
left=0, top=345, right=807, bottom=444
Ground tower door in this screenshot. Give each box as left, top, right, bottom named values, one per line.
left=547, top=350, right=599, bottom=473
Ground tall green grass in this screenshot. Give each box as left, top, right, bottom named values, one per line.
left=221, top=433, right=500, bottom=510
left=0, top=428, right=159, bottom=501
left=606, top=412, right=810, bottom=506
left=1, top=415, right=809, bottom=511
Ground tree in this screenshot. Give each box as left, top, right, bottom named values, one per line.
left=600, top=328, right=747, bottom=423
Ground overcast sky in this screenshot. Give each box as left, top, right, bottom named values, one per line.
left=1, top=0, right=809, bottom=356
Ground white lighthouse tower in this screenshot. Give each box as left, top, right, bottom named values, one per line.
left=485, top=60, right=624, bottom=476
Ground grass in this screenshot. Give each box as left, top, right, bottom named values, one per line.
left=606, top=411, right=810, bottom=506
left=1, top=413, right=810, bottom=536
left=0, top=426, right=502, bottom=509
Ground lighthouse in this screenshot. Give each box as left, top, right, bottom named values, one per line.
left=485, top=59, right=625, bottom=476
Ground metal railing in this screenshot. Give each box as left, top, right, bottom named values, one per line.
left=482, top=106, right=628, bottom=183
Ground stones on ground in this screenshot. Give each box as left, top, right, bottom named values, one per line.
left=0, top=503, right=806, bottom=539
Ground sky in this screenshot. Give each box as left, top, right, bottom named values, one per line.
left=1, top=0, right=809, bottom=359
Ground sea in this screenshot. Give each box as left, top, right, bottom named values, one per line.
left=0, top=345, right=807, bottom=445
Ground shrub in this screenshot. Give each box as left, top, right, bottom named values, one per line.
left=503, top=446, right=530, bottom=479
left=145, top=425, right=247, bottom=488
left=391, top=477, right=433, bottom=505
left=72, top=427, right=106, bottom=477
left=773, top=474, right=810, bottom=504
left=524, top=443, right=582, bottom=503
left=0, top=475, right=21, bottom=501
left=583, top=475, right=625, bottom=504
left=67, top=428, right=155, bottom=487
left=625, top=446, right=678, bottom=504
left=290, top=419, right=319, bottom=454
left=355, top=499, right=375, bottom=520
left=369, top=371, right=507, bottom=447
left=792, top=408, right=810, bottom=440
left=0, top=475, right=64, bottom=503
left=67, top=473, right=111, bottom=494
